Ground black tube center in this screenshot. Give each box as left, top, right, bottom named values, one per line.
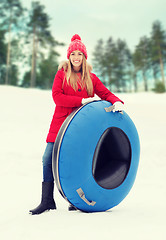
left=92, top=127, right=131, bottom=189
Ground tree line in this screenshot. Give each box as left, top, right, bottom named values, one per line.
left=0, top=0, right=64, bottom=89
left=0, top=0, right=166, bottom=92
left=92, top=20, right=166, bottom=92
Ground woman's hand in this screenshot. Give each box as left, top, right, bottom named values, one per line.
left=82, top=95, right=101, bottom=105
left=113, top=101, right=124, bottom=112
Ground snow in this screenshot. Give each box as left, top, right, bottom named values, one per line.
left=0, top=85, right=166, bottom=240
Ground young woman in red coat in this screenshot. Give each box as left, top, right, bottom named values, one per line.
left=29, top=34, right=124, bottom=215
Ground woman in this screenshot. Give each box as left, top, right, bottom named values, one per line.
left=29, top=34, right=124, bottom=215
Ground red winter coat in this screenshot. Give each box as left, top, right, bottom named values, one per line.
left=46, top=69, right=123, bottom=142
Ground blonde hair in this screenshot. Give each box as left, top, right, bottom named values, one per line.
left=64, top=55, right=93, bottom=96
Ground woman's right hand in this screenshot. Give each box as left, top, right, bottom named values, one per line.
left=82, top=96, right=101, bottom=105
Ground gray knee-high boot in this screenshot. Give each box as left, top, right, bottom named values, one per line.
left=29, top=182, right=56, bottom=215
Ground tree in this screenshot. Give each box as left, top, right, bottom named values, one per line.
left=27, top=1, right=60, bottom=88
left=92, top=39, right=106, bottom=84
left=0, top=29, right=7, bottom=84
left=0, top=0, right=24, bottom=85
left=93, top=37, right=132, bottom=92
left=92, top=20, right=166, bottom=92
left=104, top=37, right=116, bottom=88
left=113, top=39, right=132, bottom=92
left=133, top=36, right=151, bottom=91
left=129, top=58, right=139, bottom=92
left=150, top=20, right=166, bottom=87
left=21, top=71, right=31, bottom=88
left=36, top=49, right=59, bottom=89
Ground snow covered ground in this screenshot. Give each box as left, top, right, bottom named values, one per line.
left=0, top=85, right=166, bottom=240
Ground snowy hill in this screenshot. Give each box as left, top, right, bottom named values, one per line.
left=0, top=85, right=166, bottom=240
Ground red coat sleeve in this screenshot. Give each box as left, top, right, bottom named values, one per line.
left=52, top=70, right=83, bottom=107
left=92, top=73, right=124, bottom=104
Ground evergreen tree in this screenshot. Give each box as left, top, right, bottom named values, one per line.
left=92, top=39, right=106, bottom=84
left=92, top=19, right=166, bottom=92
left=27, top=1, right=60, bottom=88
left=133, top=36, right=151, bottom=91
left=36, top=49, right=59, bottom=89
left=150, top=20, right=166, bottom=87
left=130, top=57, right=139, bottom=92
left=0, top=29, right=7, bottom=84
left=113, top=39, right=132, bottom=92
left=93, top=37, right=132, bottom=92
left=21, top=71, right=31, bottom=88
left=0, top=0, right=24, bottom=85
left=104, top=37, right=116, bottom=89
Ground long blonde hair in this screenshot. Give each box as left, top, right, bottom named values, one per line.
left=64, top=55, right=93, bottom=96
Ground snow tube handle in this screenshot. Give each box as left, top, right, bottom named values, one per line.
left=104, top=105, right=123, bottom=114
left=76, top=188, right=96, bottom=206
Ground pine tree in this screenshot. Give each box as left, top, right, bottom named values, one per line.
left=113, top=39, right=131, bottom=92
left=150, top=20, right=166, bottom=87
left=0, top=0, right=24, bottom=85
left=36, top=49, right=59, bottom=89
left=92, top=39, right=107, bottom=84
left=27, top=1, right=56, bottom=88
left=133, top=36, right=151, bottom=91
left=0, top=29, right=7, bottom=84
left=92, top=37, right=132, bottom=91
left=104, top=37, right=116, bottom=89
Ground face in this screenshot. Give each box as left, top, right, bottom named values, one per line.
left=70, top=50, right=83, bottom=71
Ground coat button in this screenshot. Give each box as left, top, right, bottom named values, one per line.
left=78, top=89, right=81, bottom=92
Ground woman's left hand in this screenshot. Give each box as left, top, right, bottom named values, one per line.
left=113, top=101, right=124, bottom=112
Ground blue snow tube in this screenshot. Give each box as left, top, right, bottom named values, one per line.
left=52, top=101, right=140, bottom=212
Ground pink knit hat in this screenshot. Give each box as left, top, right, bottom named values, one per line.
left=67, top=34, right=88, bottom=59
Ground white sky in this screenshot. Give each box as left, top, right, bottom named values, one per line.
left=22, top=0, right=166, bottom=63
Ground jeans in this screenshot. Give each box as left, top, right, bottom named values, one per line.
left=42, top=142, right=54, bottom=182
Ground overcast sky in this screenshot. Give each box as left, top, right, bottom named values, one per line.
left=22, top=0, right=166, bottom=63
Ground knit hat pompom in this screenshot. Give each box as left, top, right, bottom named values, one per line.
left=67, top=34, right=87, bottom=59
left=71, top=34, right=81, bottom=42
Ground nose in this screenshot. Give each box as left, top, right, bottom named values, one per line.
left=74, top=56, right=79, bottom=60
